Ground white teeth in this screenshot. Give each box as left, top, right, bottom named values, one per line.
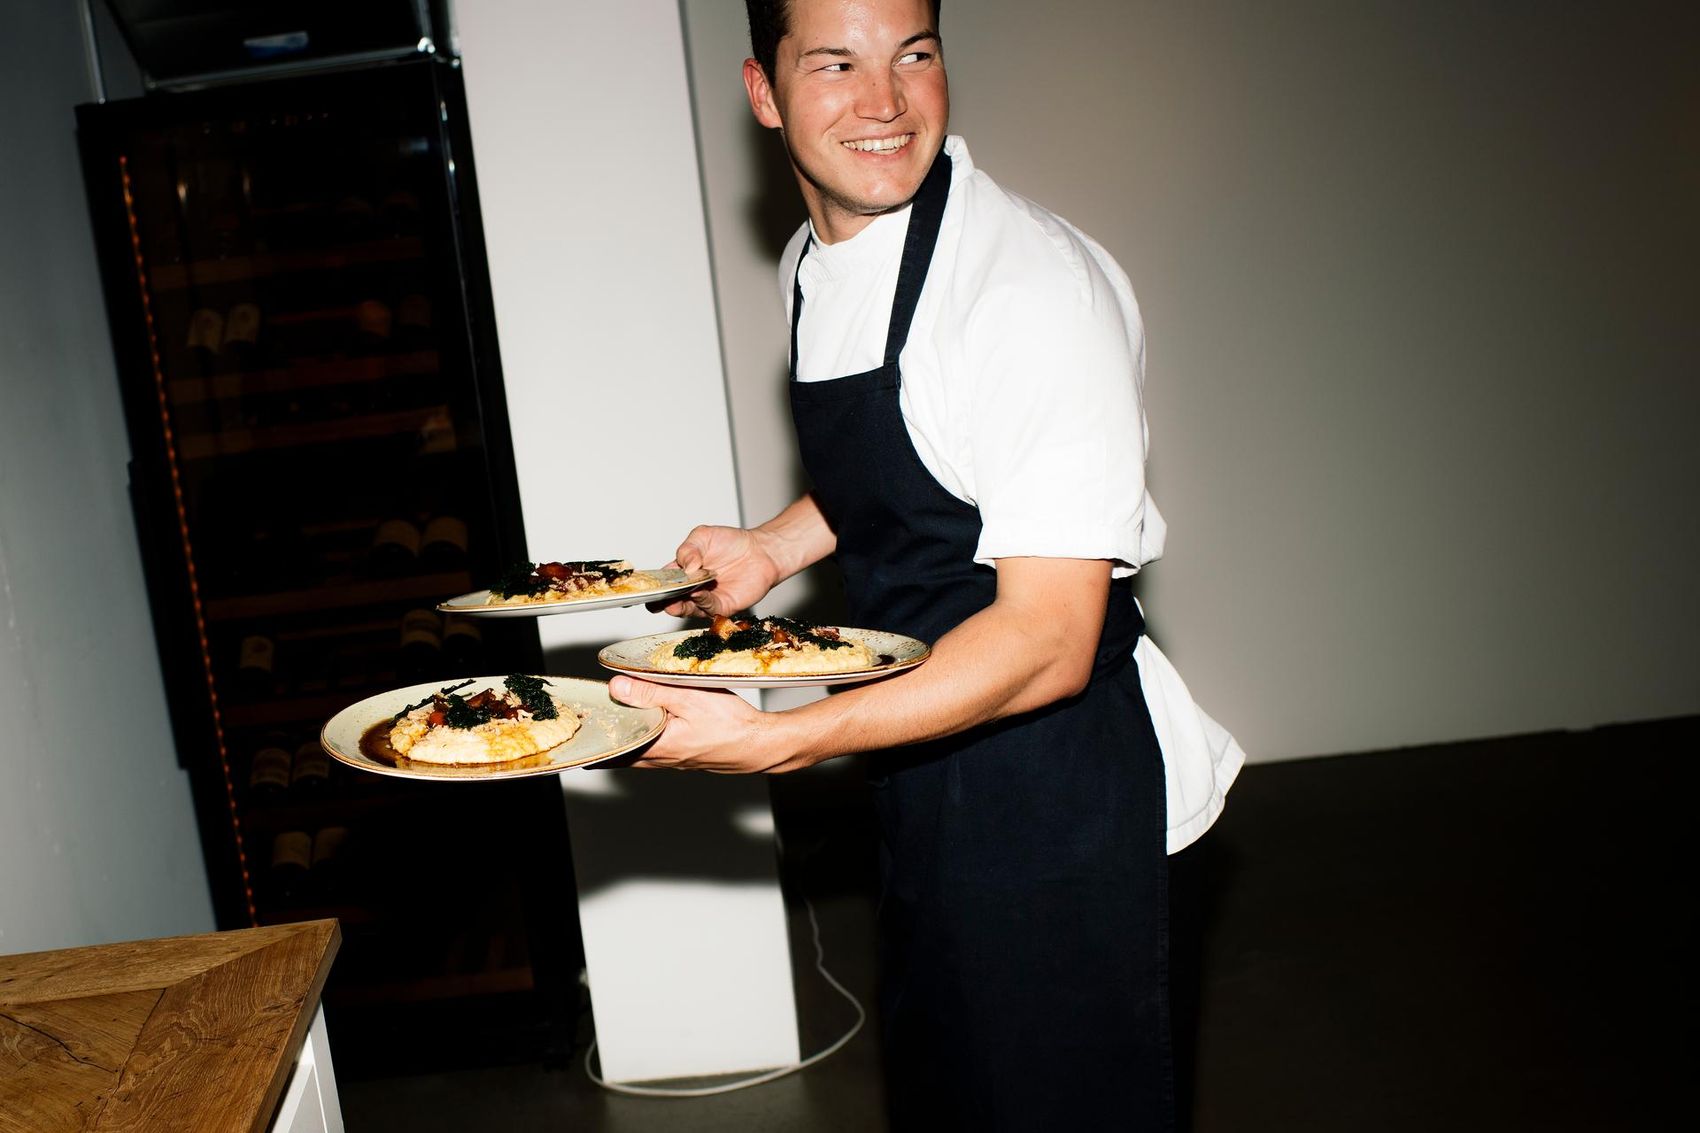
left=844, top=134, right=912, bottom=153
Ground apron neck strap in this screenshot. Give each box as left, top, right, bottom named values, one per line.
left=789, top=145, right=955, bottom=380
left=883, top=147, right=953, bottom=368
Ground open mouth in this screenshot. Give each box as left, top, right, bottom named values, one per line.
left=842, top=133, right=914, bottom=155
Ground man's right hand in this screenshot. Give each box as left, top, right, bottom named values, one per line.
left=655, top=494, right=838, bottom=619
left=658, top=524, right=785, bottom=618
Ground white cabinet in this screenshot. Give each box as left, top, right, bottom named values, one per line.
left=269, top=1007, right=344, bottom=1133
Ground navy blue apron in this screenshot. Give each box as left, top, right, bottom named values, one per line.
left=788, top=150, right=1175, bottom=1130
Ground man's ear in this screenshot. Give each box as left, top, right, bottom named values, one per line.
left=743, top=58, right=784, bottom=129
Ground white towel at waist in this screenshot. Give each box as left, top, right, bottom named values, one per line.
left=1133, top=622, right=1246, bottom=854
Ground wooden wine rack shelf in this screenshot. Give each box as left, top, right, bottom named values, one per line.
left=169, top=350, right=440, bottom=404
left=204, top=570, right=470, bottom=622
left=175, top=404, right=454, bottom=459
left=149, top=237, right=424, bottom=290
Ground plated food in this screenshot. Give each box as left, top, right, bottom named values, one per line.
left=600, top=622, right=931, bottom=689
left=650, top=615, right=877, bottom=676
left=320, top=675, right=666, bottom=781
left=437, top=562, right=716, bottom=618
left=386, top=674, right=580, bottom=766
left=486, top=560, right=658, bottom=605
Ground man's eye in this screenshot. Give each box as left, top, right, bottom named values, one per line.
left=821, top=62, right=851, bottom=73
left=898, top=52, right=932, bottom=65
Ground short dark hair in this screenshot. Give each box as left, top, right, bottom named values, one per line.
left=745, top=0, right=942, bottom=80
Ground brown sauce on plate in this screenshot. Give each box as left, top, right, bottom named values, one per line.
left=359, top=721, right=402, bottom=765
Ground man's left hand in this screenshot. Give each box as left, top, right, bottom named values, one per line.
left=609, top=677, right=807, bottom=773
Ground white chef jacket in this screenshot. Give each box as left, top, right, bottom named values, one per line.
left=782, top=136, right=1243, bottom=852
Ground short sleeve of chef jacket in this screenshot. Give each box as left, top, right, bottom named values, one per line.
left=959, top=201, right=1152, bottom=574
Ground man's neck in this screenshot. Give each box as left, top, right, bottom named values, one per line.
left=806, top=202, right=892, bottom=246
left=799, top=184, right=914, bottom=246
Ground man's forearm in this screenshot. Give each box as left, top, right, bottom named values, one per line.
left=751, top=493, right=837, bottom=583
left=763, top=559, right=1112, bottom=769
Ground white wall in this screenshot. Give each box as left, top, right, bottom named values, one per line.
left=0, top=0, right=214, bottom=954
left=455, top=0, right=801, bottom=1082
left=681, top=0, right=1700, bottom=760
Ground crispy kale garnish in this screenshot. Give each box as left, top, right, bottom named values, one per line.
left=492, top=560, right=634, bottom=598
left=804, top=632, right=852, bottom=650
left=578, top=560, right=633, bottom=581
left=392, top=679, right=475, bottom=723
left=723, top=626, right=775, bottom=651
left=670, top=616, right=851, bottom=660
left=492, top=562, right=551, bottom=599
left=504, top=674, right=558, bottom=720
left=441, top=694, right=496, bottom=729
left=673, top=633, right=730, bottom=660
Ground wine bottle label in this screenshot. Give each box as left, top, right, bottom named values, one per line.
left=421, top=516, right=468, bottom=552
left=238, top=635, right=276, bottom=673
left=223, top=303, right=262, bottom=347
left=372, top=519, right=422, bottom=556
left=400, top=608, right=442, bottom=648
left=291, top=743, right=330, bottom=783
left=249, top=746, right=292, bottom=789
left=312, top=826, right=348, bottom=865
left=187, top=308, right=224, bottom=352
left=271, top=831, right=312, bottom=870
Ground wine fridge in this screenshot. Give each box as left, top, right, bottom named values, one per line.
left=76, top=56, right=579, bottom=1074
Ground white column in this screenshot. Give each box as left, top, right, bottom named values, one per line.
left=455, top=0, right=800, bottom=1082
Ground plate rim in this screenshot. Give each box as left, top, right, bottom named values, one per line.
left=319, top=674, right=665, bottom=781
left=436, top=567, right=716, bottom=616
left=596, top=626, right=931, bottom=688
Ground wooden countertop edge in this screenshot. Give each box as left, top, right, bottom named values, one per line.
left=0, top=919, right=338, bottom=1004
left=239, top=919, right=342, bottom=1133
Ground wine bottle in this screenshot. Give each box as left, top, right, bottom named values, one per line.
left=222, top=302, right=262, bottom=369
left=395, top=293, right=432, bottom=349
left=419, top=516, right=469, bottom=573
left=354, top=299, right=393, bottom=354
left=417, top=409, right=457, bottom=455
left=309, top=826, right=349, bottom=902
left=441, top=615, right=484, bottom=673
left=291, top=740, right=332, bottom=798
left=186, top=308, right=224, bottom=373
left=368, top=518, right=421, bottom=577
left=235, top=634, right=277, bottom=699
left=399, top=608, right=443, bottom=680
left=247, top=736, right=293, bottom=804
left=269, top=830, right=312, bottom=904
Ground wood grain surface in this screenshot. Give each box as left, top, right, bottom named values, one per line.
left=0, top=920, right=338, bottom=1133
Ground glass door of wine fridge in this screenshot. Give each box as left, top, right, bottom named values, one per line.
left=77, top=57, right=578, bottom=1074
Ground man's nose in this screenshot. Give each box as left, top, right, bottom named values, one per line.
left=856, top=68, right=905, bottom=121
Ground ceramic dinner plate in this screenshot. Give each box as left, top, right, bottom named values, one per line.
left=437, top=568, right=716, bottom=618
left=597, top=628, right=931, bottom=690
left=320, top=675, right=665, bottom=781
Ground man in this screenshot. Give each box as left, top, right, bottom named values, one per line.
left=609, top=0, right=1240, bottom=1126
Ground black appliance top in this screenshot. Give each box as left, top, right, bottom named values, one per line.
left=101, top=0, right=442, bottom=89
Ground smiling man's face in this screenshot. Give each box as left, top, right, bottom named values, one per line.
left=744, top=0, right=948, bottom=244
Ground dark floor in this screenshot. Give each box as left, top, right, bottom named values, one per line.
left=340, top=715, right=1690, bottom=1131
